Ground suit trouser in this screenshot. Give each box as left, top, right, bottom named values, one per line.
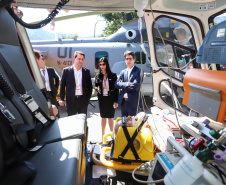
left=121, top=98, right=137, bottom=117
left=67, top=96, right=88, bottom=116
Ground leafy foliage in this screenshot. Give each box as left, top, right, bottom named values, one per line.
left=61, top=33, right=79, bottom=39
left=99, top=12, right=138, bottom=37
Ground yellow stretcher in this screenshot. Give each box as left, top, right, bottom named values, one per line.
left=98, top=115, right=155, bottom=170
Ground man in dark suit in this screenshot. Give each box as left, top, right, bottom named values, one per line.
left=34, top=49, right=60, bottom=117
left=115, top=50, right=142, bottom=117
left=59, top=51, right=92, bottom=116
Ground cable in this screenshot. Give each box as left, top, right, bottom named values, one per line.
left=136, top=17, right=145, bottom=115
left=0, top=74, right=14, bottom=100
left=203, top=163, right=223, bottom=184
left=136, top=123, right=157, bottom=153
left=132, top=164, right=164, bottom=184
left=152, top=57, right=196, bottom=70
left=148, top=0, right=194, bottom=155
left=188, top=137, right=195, bottom=149
left=206, top=160, right=226, bottom=172
left=135, top=15, right=167, bottom=151
left=210, top=163, right=226, bottom=184
left=136, top=13, right=167, bottom=153
left=6, top=0, right=70, bottom=29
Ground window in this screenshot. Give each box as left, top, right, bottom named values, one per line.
left=95, top=52, right=108, bottom=69
left=213, top=12, right=226, bottom=25
left=153, top=16, right=197, bottom=80
left=135, top=52, right=146, bottom=64
left=160, top=80, right=199, bottom=116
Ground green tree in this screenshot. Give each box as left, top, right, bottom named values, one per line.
left=100, top=12, right=138, bottom=37
left=61, top=33, right=79, bottom=39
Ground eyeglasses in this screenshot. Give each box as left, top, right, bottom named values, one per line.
left=125, top=58, right=134, bottom=61
left=41, top=57, right=45, bottom=61
left=99, top=63, right=106, bottom=66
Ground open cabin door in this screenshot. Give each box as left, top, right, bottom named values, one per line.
left=144, top=12, right=205, bottom=115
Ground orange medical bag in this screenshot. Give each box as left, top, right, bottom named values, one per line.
left=183, top=68, right=226, bottom=124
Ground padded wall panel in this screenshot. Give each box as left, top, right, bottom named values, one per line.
left=0, top=8, right=20, bottom=46
left=0, top=44, right=48, bottom=112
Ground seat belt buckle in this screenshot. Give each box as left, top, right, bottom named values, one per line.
left=0, top=103, right=15, bottom=122
left=22, top=94, right=39, bottom=112
left=21, top=94, right=48, bottom=125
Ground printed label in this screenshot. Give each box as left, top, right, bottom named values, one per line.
left=103, top=89, right=108, bottom=96
left=199, top=2, right=216, bottom=11
left=217, top=28, right=225, bottom=37
left=159, top=153, right=174, bottom=170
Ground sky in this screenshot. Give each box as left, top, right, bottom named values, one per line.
left=19, top=7, right=107, bottom=38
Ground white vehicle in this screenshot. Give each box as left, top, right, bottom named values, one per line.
left=31, top=18, right=150, bottom=78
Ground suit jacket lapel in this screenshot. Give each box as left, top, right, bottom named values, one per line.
left=46, top=68, right=52, bottom=87
left=46, top=67, right=50, bottom=75
left=129, top=66, right=136, bottom=81
left=124, top=69, right=128, bottom=82
left=46, top=67, right=52, bottom=80
left=82, top=67, right=85, bottom=90
left=69, top=66, right=76, bottom=89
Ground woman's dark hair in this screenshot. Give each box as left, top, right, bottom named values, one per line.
left=97, top=57, right=113, bottom=76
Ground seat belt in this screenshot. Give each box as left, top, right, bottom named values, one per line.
left=0, top=52, right=53, bottom=126
left=119, top=116, right=141, bottom=161
left=119, top=115, right=148, bottom=161
left=0, top=72, right=46, bottom=148
left=0, top=109, right=37, bottom=185
left=0, top=102, right=45, bottom=151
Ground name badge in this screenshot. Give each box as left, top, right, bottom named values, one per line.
left=103, top=89, right=108, bottom=96
left=76, top=88, right=81, bottom=95
left=76, top=84, right=81, bottom=95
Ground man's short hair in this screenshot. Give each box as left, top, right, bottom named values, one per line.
left=173, top=27, right=186, bottom=37
left=74, top=51, right=85, bottom=59
left=33, top=49, right=41, bottom=60
left=124, top=50, right=135, bottom=59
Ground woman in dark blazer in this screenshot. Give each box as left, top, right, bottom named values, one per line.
left=95, top=57, right=119, bottom=138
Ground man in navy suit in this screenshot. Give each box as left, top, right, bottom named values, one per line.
left=115, top=50, right=142, bottom=117
left=59, top=51, right=92, bottom=116
left=34, top=49, right=60, bottom=117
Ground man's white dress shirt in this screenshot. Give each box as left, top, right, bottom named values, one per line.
left=41, top=67, right=51, bottom=91
left=74, top=66, right=83, bottom=95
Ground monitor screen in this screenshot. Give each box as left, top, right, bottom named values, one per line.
left=152, top=161, right=166, bottom=185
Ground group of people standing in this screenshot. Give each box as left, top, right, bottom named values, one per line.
left=34, top=49, right=142, bottom=138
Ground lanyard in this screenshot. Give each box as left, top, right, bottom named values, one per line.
left=76, top=72, right=80, bottom=86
